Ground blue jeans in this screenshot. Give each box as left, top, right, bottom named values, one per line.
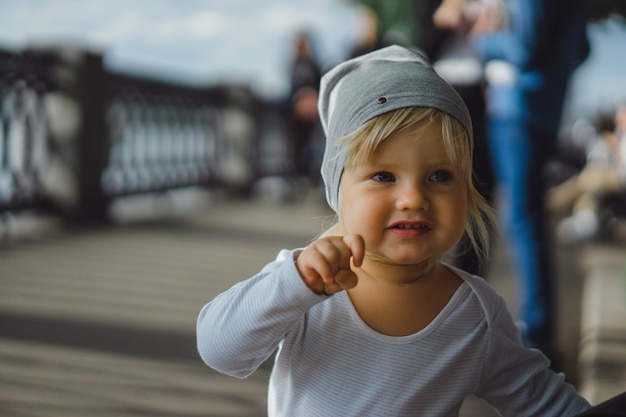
left=488, top=117, right=555, bottom=350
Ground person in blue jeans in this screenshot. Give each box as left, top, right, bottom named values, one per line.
left=470, top=0, right=590, bottom=360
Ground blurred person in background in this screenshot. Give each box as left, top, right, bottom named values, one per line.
left=469, top=0, right=590, bottom=364
left=288, top=31, right=323, bottom=189
left=413, top=0, right=497, bottom=277
left=548, top=104, right=626, bottom=243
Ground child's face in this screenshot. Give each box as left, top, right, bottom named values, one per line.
left=338, top=120, right=467, bottom=267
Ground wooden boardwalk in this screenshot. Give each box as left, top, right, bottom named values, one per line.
left=1, top=193, right=602, bottom=416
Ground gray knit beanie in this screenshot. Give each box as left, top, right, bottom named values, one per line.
left=318, top=45, right=472, bottom=212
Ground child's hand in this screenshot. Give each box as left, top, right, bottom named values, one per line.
left=469, top=2, right=505, bottom=36
left=295, top=234, right=365, bottom=296
left=433, top=0, right=466, bottom=30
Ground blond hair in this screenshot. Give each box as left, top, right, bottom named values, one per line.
left=326, top=107, right=495, bottom=266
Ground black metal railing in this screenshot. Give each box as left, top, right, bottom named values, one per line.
left=0, top=49, right=52, bottom=214
left=0, top=44, right=295, bottom=224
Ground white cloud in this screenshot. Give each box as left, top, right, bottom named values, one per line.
left=259, top=4, right=307, bottom=34
left=91, top=14, right=143, bottom=44
left=258, top=4, right=328, bottom=35
left=89, top=8, right=235, bottom=47
left=185, top=11, right=233, bottom=39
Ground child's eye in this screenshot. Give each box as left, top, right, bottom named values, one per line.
left=429, top=170, right=453, bottom=183
left=371, top=171, right=395, bottom=182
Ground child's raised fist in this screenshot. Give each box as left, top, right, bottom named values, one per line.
left=295, top=234, right=364, bottom=296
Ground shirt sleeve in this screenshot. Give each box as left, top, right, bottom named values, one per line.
left=196, top=249, right=326, bottom=378
left=477, top=295, right=590, bottom=416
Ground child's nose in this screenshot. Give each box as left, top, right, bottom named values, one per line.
left=396, top=183, right=430, bottom=211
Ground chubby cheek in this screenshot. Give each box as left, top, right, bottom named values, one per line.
left=338, top=189, right=386, bottom=239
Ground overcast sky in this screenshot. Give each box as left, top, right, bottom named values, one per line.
left=0, top=0, right=624, bottom=119
left=0, top=0, right=363, bottom=98
left=568, top=17, right=626, bottom=119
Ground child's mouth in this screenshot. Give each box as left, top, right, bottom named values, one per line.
left=393, top=223, right=428, bottom=230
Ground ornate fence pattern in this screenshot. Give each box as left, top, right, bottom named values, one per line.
left=0, top=46, right=295, bottom=224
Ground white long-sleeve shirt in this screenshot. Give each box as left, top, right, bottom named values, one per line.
left=197, top=250, right=590, bottom=416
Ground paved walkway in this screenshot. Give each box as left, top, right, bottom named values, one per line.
left=0, top=192, right=610, bottom=416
